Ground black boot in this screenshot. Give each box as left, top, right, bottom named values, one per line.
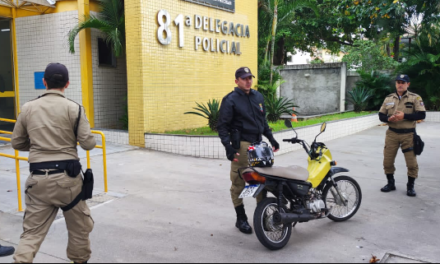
left=0, top=244, right=15, bottom=257
left=381, top=174, right=396, bottom=192
left=235, top=205, right=253, bottom=234
left=407, top=177, right=417, bottom=197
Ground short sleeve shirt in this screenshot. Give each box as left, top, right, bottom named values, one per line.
left=379, top=91, right=426, bottom=129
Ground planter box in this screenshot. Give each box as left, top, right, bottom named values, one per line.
left=95, top=112, right=439, bottom=156
left=144, top=113, right=382, bottom=159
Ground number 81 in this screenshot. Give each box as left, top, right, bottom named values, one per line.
left=157, top=10, right=184, bottom=48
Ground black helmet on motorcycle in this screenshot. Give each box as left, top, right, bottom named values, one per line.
left=247, top=142, right=274, bottom=167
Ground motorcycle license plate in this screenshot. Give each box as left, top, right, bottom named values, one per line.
left=239, top=184, right=260, bottom=199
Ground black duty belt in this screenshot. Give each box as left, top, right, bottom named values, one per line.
left=32, top=169, right=65, bottom=175
left=29, top=160, right=82, bottom=177
left=389, top=127, right=416, bottom=134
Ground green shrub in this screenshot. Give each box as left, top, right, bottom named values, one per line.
left=184, top=99, right=221, bottom=132
left=355, top=71, right=394, bottom=110
left=264, top=96, right=298, bottom=123
left=347, top=87, right=373, bottom=112
left=257, top=60, right=283, bottom=98
left=310, top=58, right=324, bottom=64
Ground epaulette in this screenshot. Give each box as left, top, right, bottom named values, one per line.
left=28, top=97, right=42, bottom=102
left=67, top=98, right=83, bottom=108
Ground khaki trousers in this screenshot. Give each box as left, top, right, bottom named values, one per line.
left=230, top=141, right=264, bottom=208
left=14, top=171, right=94, bottom=263
left=384, top=130, right=419, bottom=179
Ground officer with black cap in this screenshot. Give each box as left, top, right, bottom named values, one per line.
left=0, top=244, right=15, bottom=257
left=217, top=67, right=280, bottom=234
left=378, top=74, right=426, bottom=197
left=11, top=63, right=96, bottom=263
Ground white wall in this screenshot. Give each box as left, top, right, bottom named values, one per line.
left=15, top=11, right=82, bottom=106
left=15, top=11, right=127, bottom=129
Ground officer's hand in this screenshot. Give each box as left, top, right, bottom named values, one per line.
left=394, top=111, right=405, bottom=121
left=271, top=139, right=280, bottom=153
left=388, top=115, right=397, bottom=122
left=226, top=145, right=239, bottom=162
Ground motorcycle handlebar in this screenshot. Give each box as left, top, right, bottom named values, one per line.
left=283, top=138, right=301, bottom=144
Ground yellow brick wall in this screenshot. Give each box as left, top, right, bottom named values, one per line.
left=125, top=0, right=258, bottom=146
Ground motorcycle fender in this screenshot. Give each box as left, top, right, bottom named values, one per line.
left=329, top=167, right=349, bottom=177
left=252, top=184, right=266, bottom=198
left=317, top=167, right=350, bottom=190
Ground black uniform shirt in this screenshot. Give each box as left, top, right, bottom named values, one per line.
left=217, top=88, right=274, bottom=148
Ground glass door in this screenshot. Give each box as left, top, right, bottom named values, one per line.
left=0, top=18, right=15, bottom=131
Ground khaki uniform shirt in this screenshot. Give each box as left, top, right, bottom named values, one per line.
left=379, top=91, right=426, bottom=129
left=12, top=91, right=96, bottom=163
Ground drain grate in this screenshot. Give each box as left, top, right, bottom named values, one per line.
left=381, top=253, right=430, bottom=263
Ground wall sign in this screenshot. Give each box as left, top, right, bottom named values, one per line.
left=34, top=72, right=45, bottom=90
left=157, top=10, right=250, bottom=56
left=181, top=0, right=235, bottom=13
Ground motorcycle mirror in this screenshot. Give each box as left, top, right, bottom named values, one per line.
left=284, top=119, right=293, bottom=128
left=314, top=122, right=327, bottom=143
left=321, top=122, right=327, bottom=133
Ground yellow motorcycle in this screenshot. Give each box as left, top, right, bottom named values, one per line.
left=239, top=120, right=362, bottom=250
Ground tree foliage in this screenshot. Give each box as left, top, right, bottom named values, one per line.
left=342, top=40, right=398, bottom=71
left=397, top=20, right=440, bottom=110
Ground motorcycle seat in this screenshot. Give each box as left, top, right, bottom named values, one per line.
left=253, top=166, right=309, bottom=181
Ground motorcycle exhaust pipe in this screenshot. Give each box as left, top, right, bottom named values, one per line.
left=273, top=212, right=315, bottom=225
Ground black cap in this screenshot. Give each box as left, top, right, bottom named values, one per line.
left=395, top=74, right=410, bottom=83
left=235, top=67, right=255, bottom=80
left=44, top=63, right=69, bottom=83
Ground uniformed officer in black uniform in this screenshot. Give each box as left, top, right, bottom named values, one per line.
left=0, top=245, right=15, bottom=257
left=217, top=67, right=280, bottom=234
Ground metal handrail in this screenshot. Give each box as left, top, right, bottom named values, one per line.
left=0, top=118, right=108, bottom=212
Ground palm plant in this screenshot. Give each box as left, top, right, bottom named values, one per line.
left=184, top=99, right=221, bottom=132
left=347, top=87, right=373, bottom=113
left=355, top=71, right=394, bottom=110
left=264, top=96, right=298, bottom=123
left=68, top=0, right=125, bottom=57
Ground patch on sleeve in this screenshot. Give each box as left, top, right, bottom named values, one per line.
left=421, top=102, right=424, bottom=106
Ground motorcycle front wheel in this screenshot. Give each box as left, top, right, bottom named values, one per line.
left=254, top=198, right=292, bottom=250
left=323, top=175, right=362, bottom=222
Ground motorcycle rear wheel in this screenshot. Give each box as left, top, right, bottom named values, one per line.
left=254, top=198, right=292, bottom=250
left=323, top=175, right=362, bottom=222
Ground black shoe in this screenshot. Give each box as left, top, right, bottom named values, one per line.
left=381, top=184, right=396, bottom=192
left=0, top=245, right=15, bottom=257
left=381, top=174, right=396, bottom=192
left=407, top=177, right=417, bottom=197
left=407, top=187, right=417, bottom=197
left=236, top=218, right=253, bottom=234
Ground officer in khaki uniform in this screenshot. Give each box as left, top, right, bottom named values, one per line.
left=11, top=63, right=96, bottom=263
left=379, top=74, right=426, bottom=197
left=217, top=67, right=280, bottom=234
